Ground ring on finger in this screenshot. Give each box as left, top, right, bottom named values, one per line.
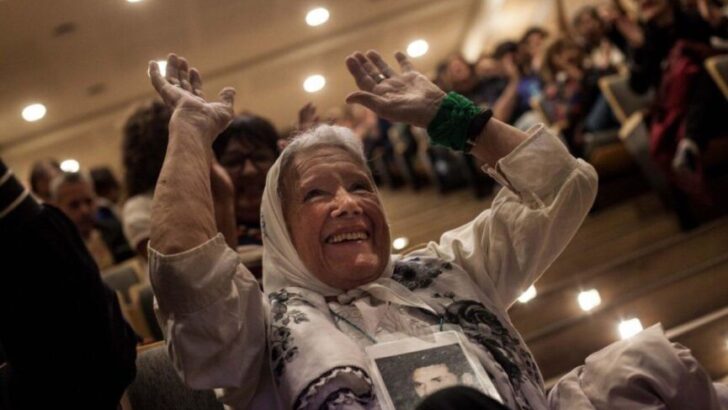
left=374, top=73, right=387, bottom=84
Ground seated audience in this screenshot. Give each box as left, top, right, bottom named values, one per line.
left=540, top=38, right=604, bottom=154
left=518, top=26, right=549, bottom=75
left=90, top=166, right=122, bottom=221
left=50, top=171, right=134, bottom=269
left=0, top=159, right=137, bottom=409
left=515, top=27, right=549, bottom=124
left=556, top=0, right=634, bottom=73
left=628, top=0, right=728, bottom=180
left=474, top=41, right=523, bottom=124
left=28, top=158, right=61, bottom=202
left=121, top=101, right=171, bottom=258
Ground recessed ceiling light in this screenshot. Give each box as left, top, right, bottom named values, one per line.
left=303, top=74, right=326, bottom=93
left=517, top=285, right=537, bottom=304
left=60, top=159, right=80, bottom=173
left=406, top=39, right=429, bottom=58
left=392, top=237, right=409, bottom=251
left=306, top=7, right=330, bottom=27
left=22, top=103, right=47, bottom=122
left=127, top=0, right=143, bottom=3
left=578, top=289, right=602, bottom=312
left=155, top=60, right=167, bottom=77
left=618, top=318, right=643, bottom=340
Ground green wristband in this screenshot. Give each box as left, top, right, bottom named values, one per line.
left=426, top=92, right=480, bottom=151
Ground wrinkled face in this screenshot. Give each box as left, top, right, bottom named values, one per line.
left=637, top=0, right=669, bottom=22
left=55, top=180, right=97, bottom=238
left=283, top=147, right=390, bottom=290
left=219, top=137, right=277, bottom=226
left=412, top=364, right=459, bottom=398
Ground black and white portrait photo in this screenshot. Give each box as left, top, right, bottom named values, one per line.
left=366, top=331, right=501, bottom=410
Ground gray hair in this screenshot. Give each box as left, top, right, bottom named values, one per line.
left=49, top=171, right=94, bottom=202
left=277, top=124, right=370, bottom=200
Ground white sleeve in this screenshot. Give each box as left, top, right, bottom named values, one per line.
left=148, top=234, right=268, bottom=408
left=121, top=194, right=153, bottom=250
left=426, top=125, right=598, bottom=309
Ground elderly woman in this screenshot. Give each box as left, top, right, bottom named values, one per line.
left=146, top=53, right=726, bottom=409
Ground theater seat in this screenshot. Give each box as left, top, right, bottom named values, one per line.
left=101, top=264, right=140, bottom=304
left=705, top=55, right=728, bottom=99
left=599, top=74, right=655, bottom=124
left=129, top=283, right=164, bottom=341
left=125, top=344, right=223, bottom=410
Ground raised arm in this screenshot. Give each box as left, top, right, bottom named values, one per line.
left=146, top=55, right=267, bottom=406
left=148, top=54, right=235, bottom=253
left=344, top=50, right=527, bottom=167
left=345, top=51, right=598, bottom=308
left=555, top=0, right=576, bottom=40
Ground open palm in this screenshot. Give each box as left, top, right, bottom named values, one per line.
left=345, top=50, right=446, bottom=128
left=149, top=54, right=235, bottom=141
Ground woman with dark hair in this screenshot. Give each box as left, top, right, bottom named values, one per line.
left=212, top=114, right=280, bottom=246
left=121, top=101, right=278, bottom=258
left=121, top=101, right=172, bottom=257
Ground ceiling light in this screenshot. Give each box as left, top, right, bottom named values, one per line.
left=155, top=60, right=167, bottom=77
left=517, top=285, right=537, bottom=304
left=60, top=159, right=80, bottom=173
left=392, top=237, right=409, bottom=251
left=578, top=289, right=601, bottom=312
left=22, top=103, right=47, bottom=122
left=127, top=0, right=143, bottom=3
left=618, top=318, right=643, bottom=340
left=306, top=7, right=330, bottom=27
left=406, top=39, right=429, bottom=58
left=303, top=75, right=326, bottom=93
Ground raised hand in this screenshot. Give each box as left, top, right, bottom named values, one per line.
left=148, top=54, right=235, bottom=142
left=345, top=50, right=446, bottom=128
left=297, top=102, right=320, bottom=131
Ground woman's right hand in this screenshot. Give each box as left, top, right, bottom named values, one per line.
left=345, top=50, right=446, bottom=129
left=149, top=54, right=235, bottom=144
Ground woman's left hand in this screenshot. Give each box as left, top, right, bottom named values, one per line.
left=149, top=54, right=235, bottom=143
left=345, top=50, right=446, bottom=128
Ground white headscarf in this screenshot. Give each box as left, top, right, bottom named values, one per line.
left=259, top=126, right=436, bottom=313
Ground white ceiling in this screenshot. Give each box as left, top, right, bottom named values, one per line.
left=0, top=0, right=480, bottom=151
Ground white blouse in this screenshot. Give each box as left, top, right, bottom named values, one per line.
left=149, top=125, right=599, bottom=409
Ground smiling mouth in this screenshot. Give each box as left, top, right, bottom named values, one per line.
left=325, top=231, right=370, bottom=244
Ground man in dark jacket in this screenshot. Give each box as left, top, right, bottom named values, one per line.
left=0, top=158, right=137, bottom=409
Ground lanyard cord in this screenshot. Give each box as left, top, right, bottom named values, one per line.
left=329, top=306, right=445, bottom=344
left=329, top=308, right=378, bottom=344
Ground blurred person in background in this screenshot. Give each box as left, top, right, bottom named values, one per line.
left=90, top=166, right=122, bottom=221
left=474, top=40, right=524, bottom=124
left=212, top=113, right=280, bottom=247
left=122, top=100, right=277, bottom=271
left=0, top=159, right=137, bottom=410
left=540, top=38, right=599, bottom=155
left=121, top=101, right=171, bottom=258
left=28, top=158, right=61, bottom=202
left=50, top=171, right=134, bottom=270
left=515, top=27, right=549, bottom=128
left=628, top=0, right=727, bottom=189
